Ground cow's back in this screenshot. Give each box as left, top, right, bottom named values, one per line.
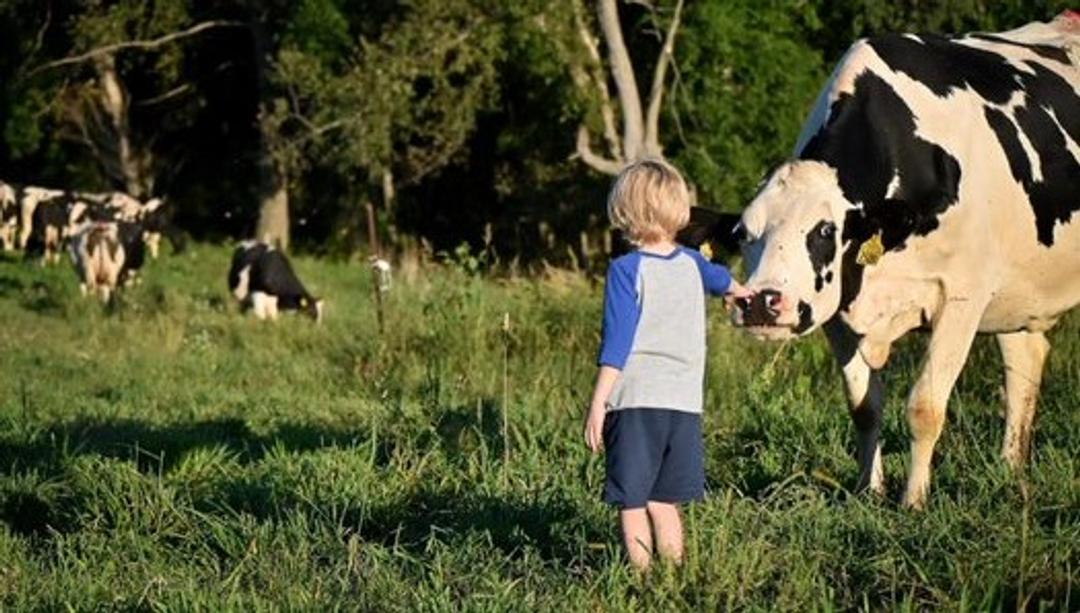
left=796, top=15, right=1080, bottom=332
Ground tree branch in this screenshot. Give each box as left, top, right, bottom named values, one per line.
left=575, top=125, right=624, bottom=175
left=31, top=20, right=244, bottom=75
left=134, top=83, right=192, bottom=107
left=643, top=0, right=683, bottom=157
left=573, top=0, right=622, bottom=162
left=597, top=0, right=644, bottom=161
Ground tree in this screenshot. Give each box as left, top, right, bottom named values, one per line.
left=21, top=0, right=237, bottom=198
left=666, top=1, right=825, bottom=211
left=571, top=0, right=684, bottom=174
left=261, top=0, right=503, bottom=249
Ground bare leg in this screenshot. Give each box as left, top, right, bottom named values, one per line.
left=619, top=508, right=653, bottom=570
left=996, top=331, right=1050, bottom=468
left=646, top=501, right=684, bottom=564
left=902, top=298, right=984, bottom=509
left=824, top=319, right=885, bottom=494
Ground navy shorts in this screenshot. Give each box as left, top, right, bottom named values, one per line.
left=603, top=408, right=705, bottom=509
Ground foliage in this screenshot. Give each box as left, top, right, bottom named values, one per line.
left=668, top=0, right=826, bottom=211
left=1, top=1, right=1076, bottom=254
left=0, top=247, right=1077, bottom=609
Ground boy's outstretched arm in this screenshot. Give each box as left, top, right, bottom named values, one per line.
left=584, top=366, right=620, bottom=452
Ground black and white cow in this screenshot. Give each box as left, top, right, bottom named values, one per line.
left=228, top=241, right=323, bottom=322
left=0, top=181, right=18, bottom=251
left=689, top=13, right=1080, bottom=508
left=17, top=186, right=65, bottom=253
left=69, top=222, right=126, bottom=302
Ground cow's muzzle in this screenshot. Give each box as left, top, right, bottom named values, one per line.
left=734, top=289, right=783, bottom=327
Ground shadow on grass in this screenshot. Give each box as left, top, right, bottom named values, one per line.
left=353, top=486, right=603, bottom=566
left=0, top=417, right=391, bottom=476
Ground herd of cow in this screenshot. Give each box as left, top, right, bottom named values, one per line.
left=0, top=181, right=179, bottom=300
left=0, top=180, right=322, bottom=320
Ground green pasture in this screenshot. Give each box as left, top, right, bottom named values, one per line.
left=0, top=246, right=1076, bottom=610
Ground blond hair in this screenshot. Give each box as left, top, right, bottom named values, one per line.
left=606, top=158, right=691, bottom=246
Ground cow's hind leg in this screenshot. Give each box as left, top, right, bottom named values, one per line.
left=996, top=331, right=1049, bottom=468
left=825, top=319, right=885, bottom=494
left=903, top=299, right=984, bottom=509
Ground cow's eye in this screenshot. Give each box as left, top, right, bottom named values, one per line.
left=818, top=222, right=836, bottom=239
left=732, top=222, right=750, bottom=244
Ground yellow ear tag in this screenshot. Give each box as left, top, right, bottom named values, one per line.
left=699, top=242, right=714, bottom=261
left=300, top=297, right=308, bottom=307
left=856, top=231, right=885, bottom=266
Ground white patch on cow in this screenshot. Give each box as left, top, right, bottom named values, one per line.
left=884, top=172, right=902, bottom=199
left=251, top=291, right=278, bottom=320
left=144, top=231, right=161, bottom=259
left=0, top=183, right=15, bottom=208
left=142, top=198, right=163, bottom=213
left=1047, top=106, right=1080, bottom=165
left=233, top=265, right=251, bottom=301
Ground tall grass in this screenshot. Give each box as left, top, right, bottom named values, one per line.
left=0, top=245, right=1076, bottom=610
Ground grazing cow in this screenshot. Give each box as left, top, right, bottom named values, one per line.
left=228, top=241, right=322, bottom=322
left=688, top=13, right=1080, bottom=508
left=69, top=222, right=126, bottom=302
left=17, top=186, right=65, bottom=251
left=0, top=182, right=17, bottom=251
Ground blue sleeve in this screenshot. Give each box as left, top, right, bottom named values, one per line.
left=685, top=247, right=732, bottom=296
left=597, top=254, right=641, bottom=369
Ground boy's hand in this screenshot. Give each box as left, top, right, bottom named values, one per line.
left=583, top=404, right=606, bottom=453
left=724, top=281, right=754, bottom=309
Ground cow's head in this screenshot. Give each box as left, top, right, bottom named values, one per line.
left=300, top=296, right=324, bottom=323
left=732, top=160, right=852, bottom=340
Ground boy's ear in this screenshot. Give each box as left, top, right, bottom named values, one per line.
left=677, top=206, right=743, bottom=257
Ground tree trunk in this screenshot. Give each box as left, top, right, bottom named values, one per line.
left=94, top=53, right=152, bottom=197
left=255, top=159, right=289, bottom=249
left=251, top=16, right=289, bottom=249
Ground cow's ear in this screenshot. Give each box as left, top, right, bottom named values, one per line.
left=677, top=207, right=743, bottom=257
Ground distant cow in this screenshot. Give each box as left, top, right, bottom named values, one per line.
left=228, top=241, right=322, bottom=322
left=70, top=222, right=126, bottom=302
left=688, top=14, right=1080, bottom=508
left=17, top=186, right=65, bottom=252
left=0, top=181, right=17, bottom=251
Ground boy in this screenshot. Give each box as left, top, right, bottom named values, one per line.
left=584, top=159, right=751, bottom=570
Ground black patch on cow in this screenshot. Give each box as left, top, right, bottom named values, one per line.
left=968, top=33, right=1071, bottom=65
left=801, top=70, right=962, bottom=257
left=1011, top=62, right=1080, bottom=245
left=118, top=222, right=145, bottom=282
left=806, top=220, right=837, bottom=292
left=866, top=33, right=1021, bottom=104
left=228, top=242, right=270, bottom=293
left=866, top=34, right=1080, bottom=246
left=837, top=240, right=865, bottom=313
left=984, top=107, right=1032, bottom=181
left=977, top=62, right=1080, bottom=246
left=794, top=300, right=814, bottom=335
left=676, top=206, right=743, bottom=258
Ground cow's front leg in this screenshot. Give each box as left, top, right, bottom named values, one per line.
left=824, top=318, right=884, bottom=494
left=903, top=298, right=984, bottom=509
left=996, top=331, right=1050, bottom=468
